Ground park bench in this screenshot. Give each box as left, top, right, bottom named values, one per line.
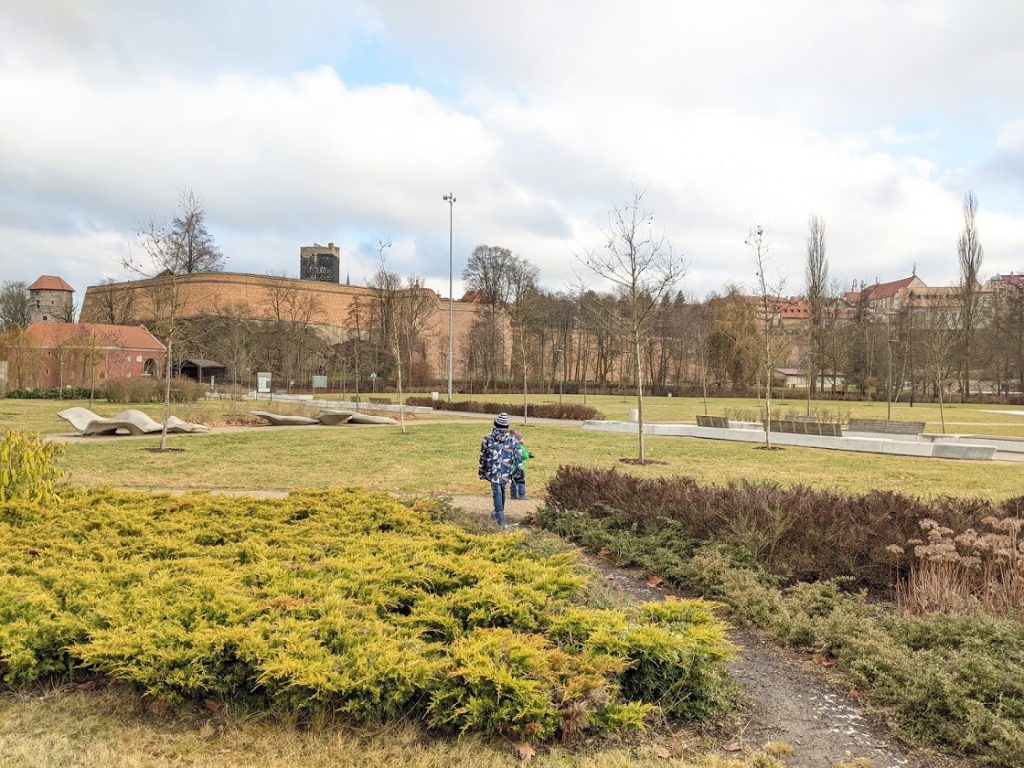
left=768, top=419, right=843, bottom=437
left=696, top=415, right=730, bottom=428
left=369, top=396, right=392, bottom=405
left=847, top=418, right=925, bottom=435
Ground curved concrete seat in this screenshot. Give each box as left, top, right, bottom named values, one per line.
left=250, top=411, right=320, bottom=426
left=58, top=406, right=209, bottom=436
left=316, top=410, right=354, bottom=425
left=348, top=413, right=399, bottom=425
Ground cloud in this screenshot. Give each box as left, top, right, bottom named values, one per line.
left=2, top=1, right=1023, bottom=303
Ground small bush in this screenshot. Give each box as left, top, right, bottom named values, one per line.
left=405, top=397, right=601, bottom=421
left=104, top=377, right=205, bottom=404
left=6, top=387, right=96, bottom=400
left=545, top=465, right=997, bottom=589
left=0, top=430, right=65, bottom=504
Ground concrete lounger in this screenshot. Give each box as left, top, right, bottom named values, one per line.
left=347, top=413, right=399, bottom=425
left=58, top=406, right=209, bottom=436
left=250, top=411, right=320, bottom=426
left=315, top=410, right=354, bottom=425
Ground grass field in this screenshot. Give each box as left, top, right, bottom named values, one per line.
left=403, top=390, right=1024, bottom=437
left=39, top=418, right=1020, bottom=500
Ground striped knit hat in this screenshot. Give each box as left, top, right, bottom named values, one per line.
left=494, top=412, right=511, bottom=428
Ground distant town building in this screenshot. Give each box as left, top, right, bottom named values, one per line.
left=300, top=242, right=341, bottom=283
left=28, top=275, right=74, bottom=323
left=8, top=322, right=166, bottom=389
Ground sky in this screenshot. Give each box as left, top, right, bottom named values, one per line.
left=2, top=0, right=1023, bottom=303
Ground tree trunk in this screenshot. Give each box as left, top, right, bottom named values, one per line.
left=634, top=330, right=646, bottom=463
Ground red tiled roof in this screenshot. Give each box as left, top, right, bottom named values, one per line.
left=24, top=323, right=166, bottom=352
left=859, top=276, right=917, bottom=301
left=28, top=275, right=75, bottom=292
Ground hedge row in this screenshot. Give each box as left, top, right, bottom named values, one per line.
left=0, top=487, right=735, bottom=740
left=405, top=397, right=601, bottom=421
left=543, top=465, right=1018, bottom=589
left=5, top=387, right=97, bottom=400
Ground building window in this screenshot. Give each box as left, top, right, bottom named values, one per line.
left=143, top=359, right=156, bottom=376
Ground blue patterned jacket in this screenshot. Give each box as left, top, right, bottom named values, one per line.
left=478, top=428, right=522, bottom=483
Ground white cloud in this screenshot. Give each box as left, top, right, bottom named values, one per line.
left=1, top=1, right=1023, bottom=302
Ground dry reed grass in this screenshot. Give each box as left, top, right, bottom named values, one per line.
left=890, top=515, right=1024, bottom=620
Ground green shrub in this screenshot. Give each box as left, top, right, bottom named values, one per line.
left=0, top=488, right=735, bottom=740
left=0, top=429, right=66, bottom=503
left=6, top=387, right=96, bottom=400
left=405, top=397, right=601, bottom=421
left=537, top=503, right=1024, bottom=765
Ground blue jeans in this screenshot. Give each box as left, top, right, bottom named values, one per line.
left=490, top=481, right=507, bottom=528
left=510, top=471, right=526, bottom=499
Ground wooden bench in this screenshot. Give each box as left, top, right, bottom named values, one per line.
left=696, top=415, right=730, bottom=428
left=768, top=419, right=843, bottom=437
left=847, top=418, right=925, bottom=435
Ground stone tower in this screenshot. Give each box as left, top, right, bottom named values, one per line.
left=300, top=242, right=341, bottom=283
left=28, top=275, right=75, bottom=323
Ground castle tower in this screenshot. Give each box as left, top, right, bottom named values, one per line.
left=28, top=275, right=75, bottom=323
left=300, top=242, right=341, bottom=283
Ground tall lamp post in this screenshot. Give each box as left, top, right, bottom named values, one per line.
left=886, top=338, right=897, bottom=420
left=443, top=193, right=456, bottom=403
left=556, top=348, right=564, bottom=406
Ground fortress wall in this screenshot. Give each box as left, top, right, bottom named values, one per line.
left=80, top=272, right=494, bottom=382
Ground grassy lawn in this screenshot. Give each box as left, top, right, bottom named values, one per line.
left=404, top=390, right=1024, bottom=437
left=49, top=419, right=1022, bottom=500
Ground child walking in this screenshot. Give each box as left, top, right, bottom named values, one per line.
left=510, top=431, right=532, bottom=500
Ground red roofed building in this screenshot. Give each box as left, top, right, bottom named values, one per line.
left=843, top=275, right=926, bottom=316
left=7, top=322, right=166, bottom=389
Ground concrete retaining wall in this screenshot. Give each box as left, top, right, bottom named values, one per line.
left=582, top=421, right=996, bottom=460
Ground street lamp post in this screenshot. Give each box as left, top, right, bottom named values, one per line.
left=556, top=348, right=564, bottom=406
left=443, top=193, right=456, bottom=403
left=886, top=339, right=897, bottom=420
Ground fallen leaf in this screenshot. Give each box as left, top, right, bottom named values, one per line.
left=723, top=740, right=742, bottom=752
left=512, top=741, right=536, bottom=761
left=849, top=688, right=862, bottom=700
left=203, top=698, right=222, bottom=712
left=814, top=655, right=835, bottom=668
left=646, top=574, right=664, bottom=588
left=653, top=745, right=671, bottom=759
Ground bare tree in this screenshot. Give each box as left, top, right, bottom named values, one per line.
left=805, top=215, right=829, bottom=411
left=91, top=277, right=137, bottom=325
left=171, top=189, right=225, bottom=274
left=124, top=218, right=193, bottom=450
left=579, top=188, right=685, bottom=462
left=505, top=258, right=540, bottom=423
left=369, top=240, right=408, bottom=433
left=0, top=281, right=31, bottom=329
left=747, top=224, right=786, bottom=449
left=957, top=190, right=984, bottom=400
left=462, top=245, right=519, bottom=388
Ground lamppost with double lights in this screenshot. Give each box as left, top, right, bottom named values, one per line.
left=443, top=193, right=456, bottom=403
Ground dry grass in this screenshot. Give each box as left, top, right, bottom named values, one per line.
left=0, top=669, right=787, bottom=768
left=892, top=515, right=1024, bottom=620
